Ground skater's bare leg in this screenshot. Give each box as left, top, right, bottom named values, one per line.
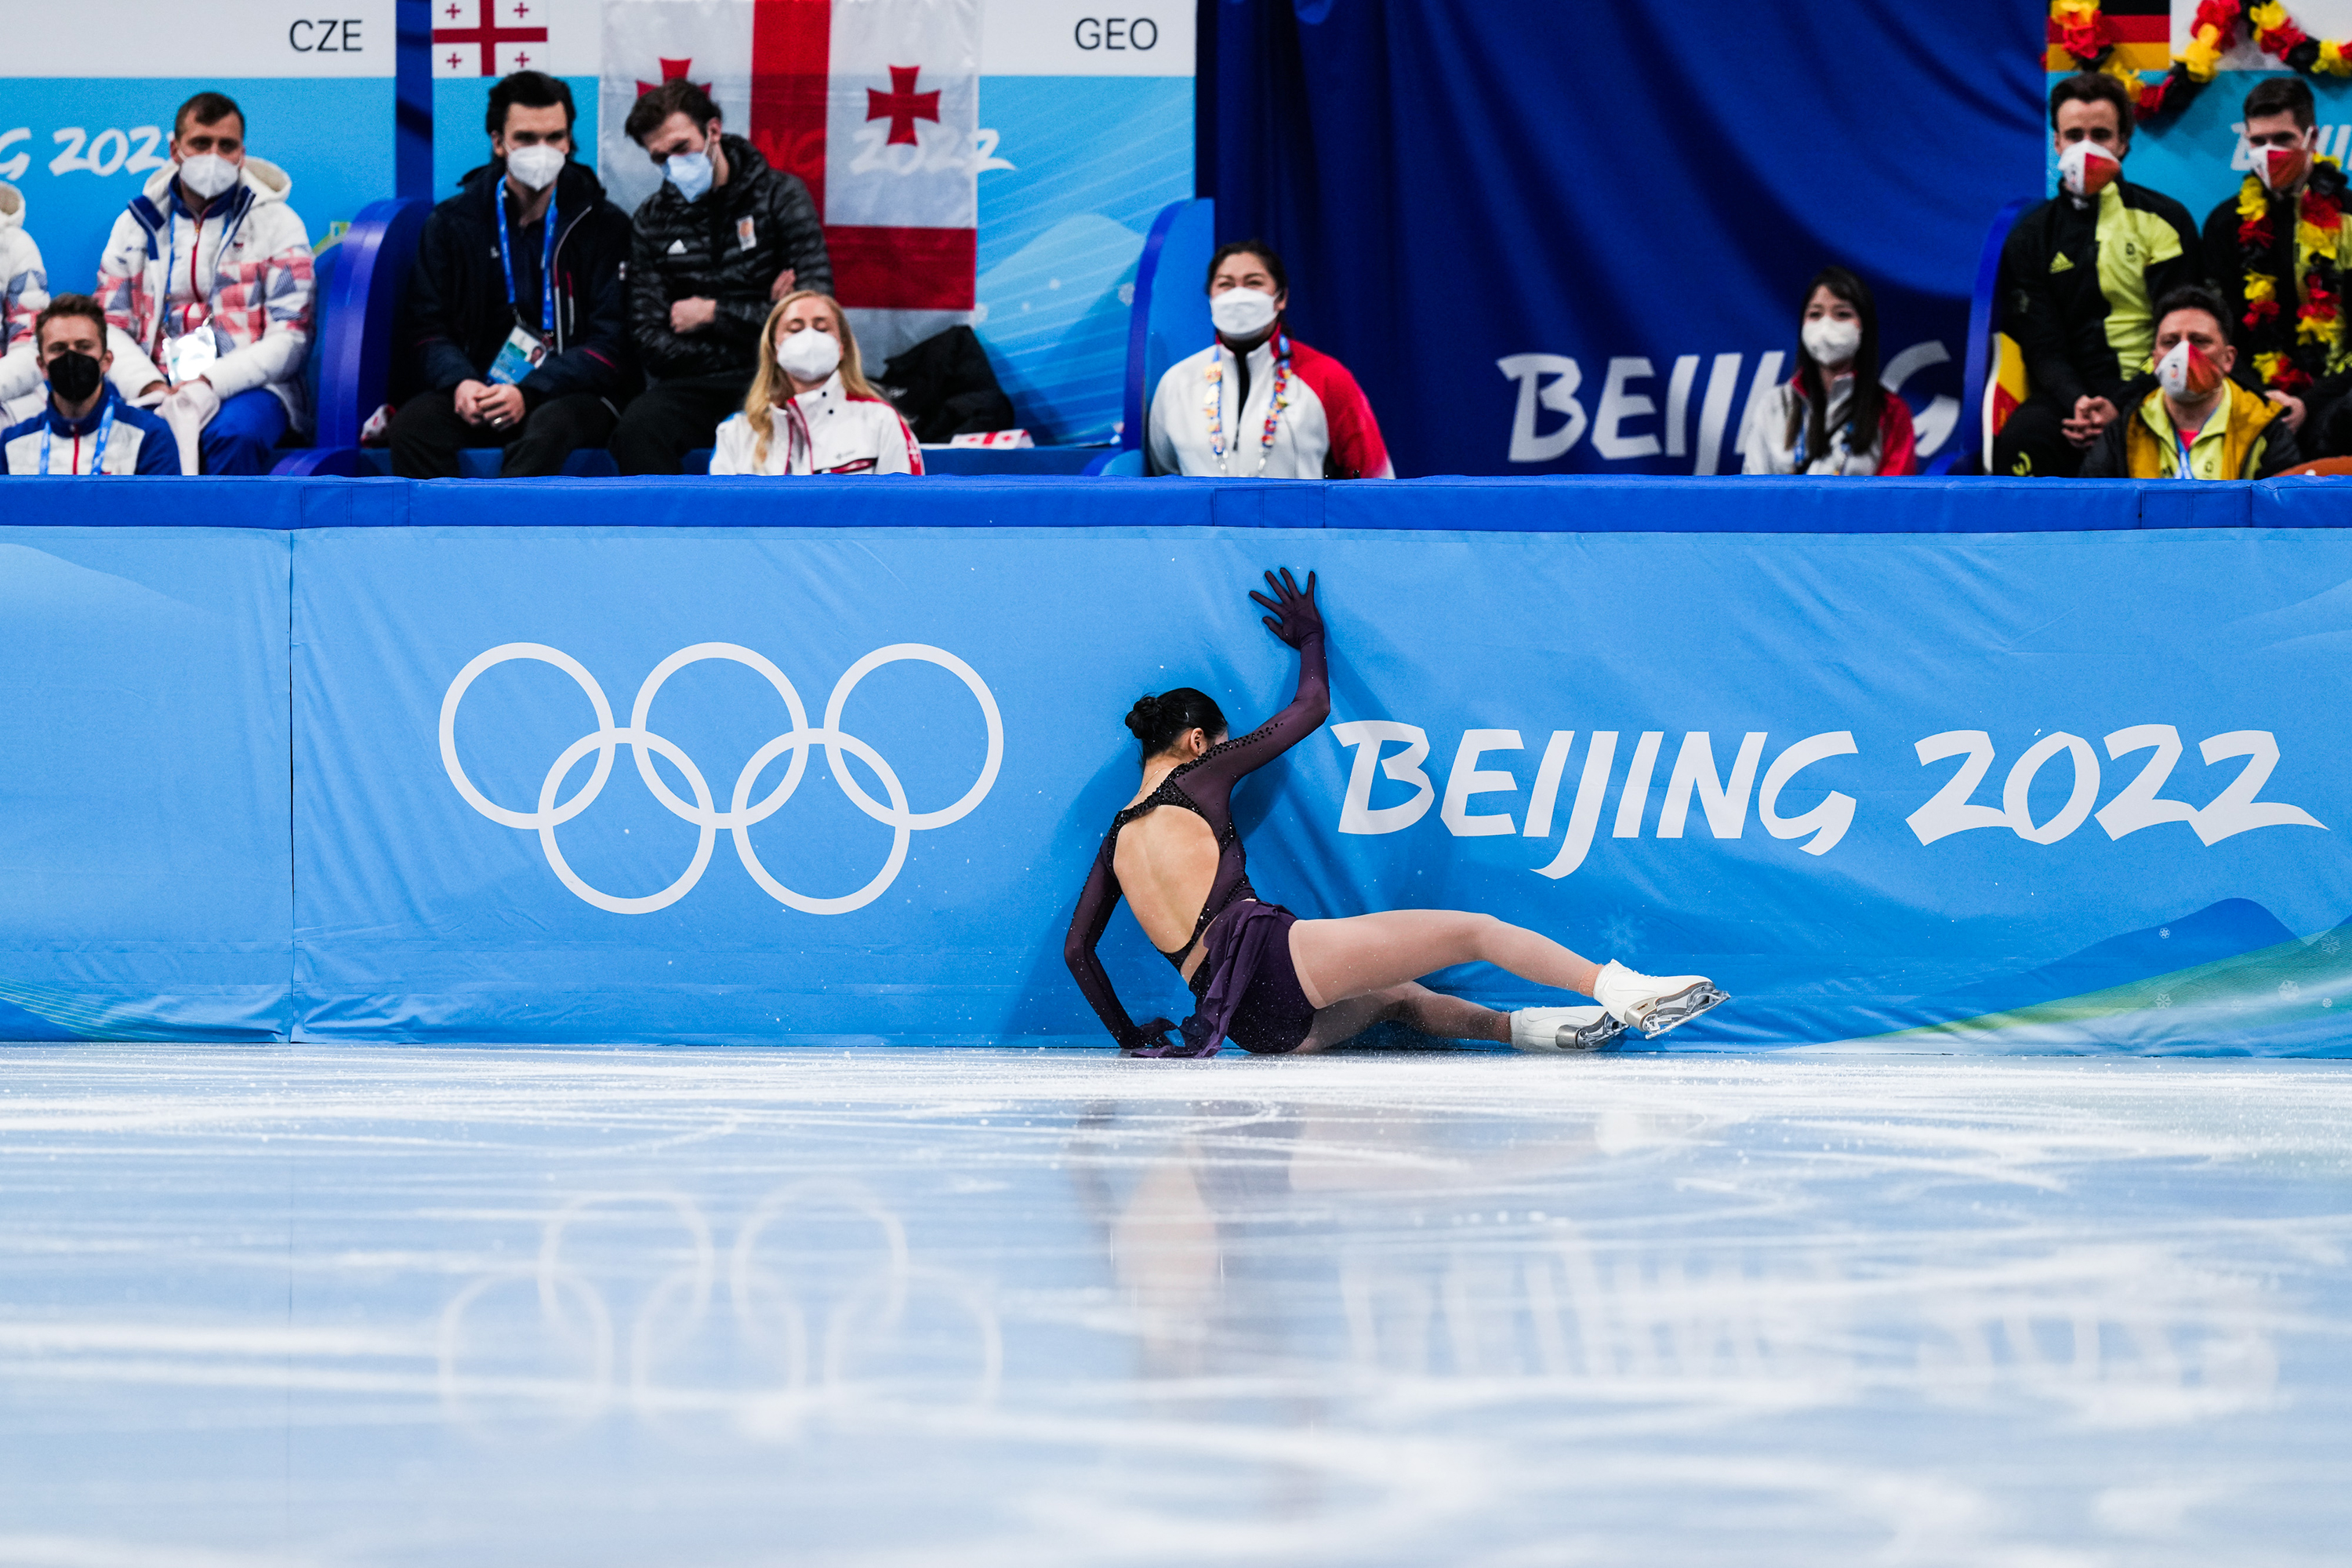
left=1290, top=981, right=1511, bottom=1054
left=1288, top=909, right=1601, bottom=1011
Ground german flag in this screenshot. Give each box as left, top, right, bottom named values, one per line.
left=2047, top=0, right=2173, bottom=74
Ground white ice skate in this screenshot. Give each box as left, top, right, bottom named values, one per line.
left=1508, top=1005, right=1625, bottom=1053
left=1592, top=960, right=1727, bottom=1039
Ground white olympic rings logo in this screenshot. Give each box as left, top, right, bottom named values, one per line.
left=439, top=641, right=1002, bottom=915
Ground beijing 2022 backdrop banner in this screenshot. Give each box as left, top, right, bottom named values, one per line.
left=1208, top=0, right=2051, bottom=478
left=292, top=522, right=2352, bottom=1054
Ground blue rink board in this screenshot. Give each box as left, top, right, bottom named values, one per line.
left=2, top=479, right=2352, bottom=1051
left=2, top=474, right=2350, bottom=532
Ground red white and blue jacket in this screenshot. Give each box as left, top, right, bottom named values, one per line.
left=2, top=386, right=180, bottom=475
left=96, top=159, right=314, bottom=434
left=1147, top=328, right=1393, bottom=479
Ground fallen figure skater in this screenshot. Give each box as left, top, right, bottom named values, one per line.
left=1063, top=567, right=1730, bottom=1057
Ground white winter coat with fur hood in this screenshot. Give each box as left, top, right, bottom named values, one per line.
left=95, top=158, right=315, bottom=432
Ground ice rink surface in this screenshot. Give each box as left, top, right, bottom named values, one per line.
left=1, top=1047, right=2347, bottom=1567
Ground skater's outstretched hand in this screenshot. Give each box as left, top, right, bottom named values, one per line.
left=1250, top=567, right=1322, bottom=649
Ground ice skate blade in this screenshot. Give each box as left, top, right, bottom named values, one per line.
left=1565, top=1014, right=1628, bottom=1051
left=1634, top=983, right=1728, bottom=1039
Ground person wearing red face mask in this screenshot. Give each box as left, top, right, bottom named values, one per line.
left=2079, top=287, right=2299, bottom=478
left=1994, top=74, right=2202, bottom=477
left=2199, top=75, right=2352, bottom=456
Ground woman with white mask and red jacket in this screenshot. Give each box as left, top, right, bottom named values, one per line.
left=1145, top=240, right=1392, bottom=479
left=1739, top=265, right=1918, bottom=477
left=710, top=290, right=923, bottom=476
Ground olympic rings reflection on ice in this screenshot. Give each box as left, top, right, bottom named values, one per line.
left=438, top=642, right=1004, bottom=914
left=436, top=1183, right=1002, bottom=1443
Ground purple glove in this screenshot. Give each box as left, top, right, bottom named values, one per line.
left=1249, top=567, right=1322, bottom=648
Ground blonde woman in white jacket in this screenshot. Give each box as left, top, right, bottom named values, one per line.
left=0, top=181, right=53, bottom=430
left=93, top=93, right=314, bottom=474
left=709, top=291, right=923, bottom=476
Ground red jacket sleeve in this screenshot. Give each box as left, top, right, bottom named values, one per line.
left=1876, top=391, right=1918, bottom=476
left=1289, top=341, right=1394, bottom=478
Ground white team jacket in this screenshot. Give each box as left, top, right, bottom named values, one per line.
left=0, top=183, right=51, bottom=426
left=709, top=372, right=924, bottom=475
left=95, top=159, right=315, bottom=434
left=1145, top=332, right=1393, bottom=480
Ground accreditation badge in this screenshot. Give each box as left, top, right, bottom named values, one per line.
left=486, top=323, right=550, bottom=387
left=165, top=328, right=218, bottom=384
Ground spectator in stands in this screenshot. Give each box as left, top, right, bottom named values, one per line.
left=612, top=79, right=832, bottom=474
left=710, top=292, right=922, bottom=474
left=97, top=92, right=314, bottom=474
left=2199, top=75, right=2352, bottom=456
left=389, top=72, right=634, bottom=479
left=1994, top=73, right=2201, bottom=477
left=2079, top=286, right=2298, bottom=477
left=2, top=296, right=178, bottom=475
left=1146, top=240, right=1392, bottom=479
left=1739, top=266, right=1918, bottom=475
left=0, top=180, right=53, bottom=430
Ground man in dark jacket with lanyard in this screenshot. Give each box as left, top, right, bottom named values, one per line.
left=1994, top=72, right=2204, bottom=477
left=610, top=78, right=832, bottom=474
left=389, top=72, right=634, bottom=478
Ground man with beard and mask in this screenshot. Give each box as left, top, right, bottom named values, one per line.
left=611, top=78, right=831, bottom=474
left=2199, top=75, right=2352, bottom=456
left=96, top=92, right=314, bottom=474
left=1994, top=73, right=2202, bottom=477
left=389, top=72, right=635, bottom=478
left=2080, top=285, right=2299, bottom=477
left=2, top=296, right=178, bottom=475
left=1145, top=240, right=1392, bottom=478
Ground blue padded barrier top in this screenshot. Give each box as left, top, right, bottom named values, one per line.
left=5, top=475, right=2347, bottom=532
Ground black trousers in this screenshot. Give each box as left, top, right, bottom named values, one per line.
left=1989, top=391, right=2090, bottom=479
left=609, top=372, right=754, bottom=475
left=388, top=387, right=618, bottom=478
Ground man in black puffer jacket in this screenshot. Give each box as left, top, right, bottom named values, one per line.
left=612, top=79, right=833, bottom=474
left=390, top=72, right=635, bottom=478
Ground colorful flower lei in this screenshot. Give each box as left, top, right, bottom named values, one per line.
left=2052, top=0, right=2352, bottom=123
left=1201, top=325, right=1294, bottom=477
left=2237, top=154, right=2351, bottom=394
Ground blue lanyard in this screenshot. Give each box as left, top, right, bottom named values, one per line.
left=39, top=401, right=116, bottom=475
left=495, top=183, right=559, bottom=338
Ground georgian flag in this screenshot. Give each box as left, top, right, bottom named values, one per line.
left=600, top=0, right=983, bottom=361
left=433, top=0, right=597, bottom=78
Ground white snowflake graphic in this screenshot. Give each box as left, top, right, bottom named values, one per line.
left=1598, top=910, right=1645, bottom=956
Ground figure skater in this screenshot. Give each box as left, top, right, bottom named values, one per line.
left=1063, top=568, right=1729, bottom=1057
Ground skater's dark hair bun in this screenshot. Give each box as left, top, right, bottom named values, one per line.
left=1125, top=688, right=1227, bottom=757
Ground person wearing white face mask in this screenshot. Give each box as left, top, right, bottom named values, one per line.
left=1739, top=267, right=1917, bottom=476
left=94, top=91, right=314, bottom=474
left=1145, top=240, right=1392, bottom=479
left=2198, top=75, right=2352, bottom=456
left=614, top=79, right=832, bottom=474
left=388, top=72, right=637, bottom=478
left=1992, top=72, right=2201, bottom=477
left=2079, top=285, right=2299, bottom=479
left=709, top=291, right=922, bottom=476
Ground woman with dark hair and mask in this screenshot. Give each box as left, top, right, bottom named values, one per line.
left=1062, top=568, right=1729, bottom=1058
left=1739, top=266, right=1918, bottom=476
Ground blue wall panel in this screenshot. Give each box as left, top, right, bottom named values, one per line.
left=0, top=528, right=290, bottom=1040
